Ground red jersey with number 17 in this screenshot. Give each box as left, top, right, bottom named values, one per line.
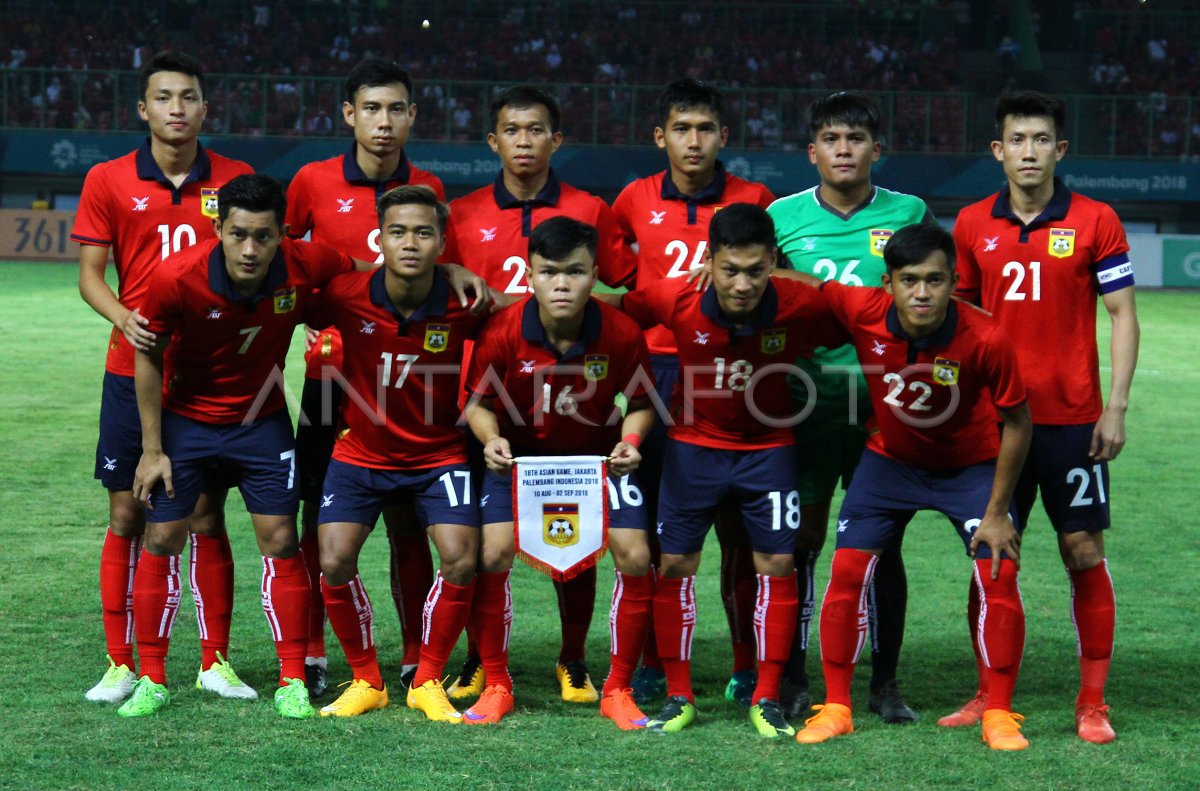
left=286, top=145, right=445, bottom=380
left=612, top=165, right=776, bottom=355
left=622, top=277, right=846, bottom=450
left=821, top=281, right=1026, bottom=470
left=467, top=297, right=653, bottom=456
left=309, top=267, right=486, bottom=470
left=953, top=179, right=1133, bottom=424
left=140, top=238, right=353, bottom=424
left=71, top=140, right=253, bottom=376
left=441, top=169, right=635, bottom=296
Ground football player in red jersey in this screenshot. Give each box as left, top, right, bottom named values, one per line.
left=611, top=79, right=776, bottom=708
left=462, top=216, right=656, bottom=728
left=74, top=50, right=255, bottom=705
left=441, top=85, right=636, bottom=703
left=307, top=185, right=489, bottom=722
left=286, top=58, right=446, bottom=698
left=124, top=174, right=364, bottom=719
left=942, top=91, right=1139, bottom=745
left=790, top=222, right=1034, bottom=751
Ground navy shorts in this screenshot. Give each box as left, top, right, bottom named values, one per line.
left=480, top=468, right=648, bottom=530
left=146, top=409, right=299, bottom=523
left=657, top=439, right=801, bottom=555
left=1015, top=423, right=1110, bottom=534
left=836, top=449, right=1019, bottom=559
left=638, top=354, right=677, bottom=512
left=95, top=372, right=141, bottom=491
left=295, top=376, right=344, bottom=502
left=319, top=459, right=480, bottom=529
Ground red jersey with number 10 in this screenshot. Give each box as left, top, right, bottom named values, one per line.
left=612, top=166, right=775, bottom=355
left=72, top=140, right=253, bottom=376
left=140, top=238, right=353, bottom=424
left=953, top=180, right=1133, bottom=424
left=821, top=281, right=1026, bottom=470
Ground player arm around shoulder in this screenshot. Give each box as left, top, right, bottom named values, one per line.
left=132, top=333, right=174, bottom=507
left=970, top=402, right=1032, bottom=578
left=1093, top=286, right=1139, bottom=461
left=79, top=244, right=157, bottom=351
left=608, top=399, right=653, bottom=477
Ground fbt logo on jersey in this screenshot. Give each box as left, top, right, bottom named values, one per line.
left=337, top=198, right=355, bottom=214
left=480, top=227, right=497, bottom=242
left=131, top=196, right=150, bottom=212
left=649, top=210, right=666, bottom=225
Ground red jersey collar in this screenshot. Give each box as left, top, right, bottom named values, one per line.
left=493, top=168, right=562, bottom=209
left=660, top=161, right=728, bottom=204
left=135, top=138, right=212, bottom=187
left=368, top=265, right=450, bottom=328
left=519, top=295, right=602, bottom=361
left=991, top=177, right=1071, bottom=225
left=700, top=280, right=780, bottom=335
left=206, top=242, right=288, bottom=305
left=885, top=298, right=959, bottom=356
left=341, top=143, right=411, bottom=187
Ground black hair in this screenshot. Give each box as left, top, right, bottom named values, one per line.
left=994, top=90, right=1066, bottom=138
left=217, top=174, right=287, bottom=226
left=376, top=184, right=448, bottom=233
left=708, top=203, right=777, bottom=254
left=656, top=78, right=724, bottom=126
left=807, top=90, right=881, bottom=141
left=529, top=216, right=598, bottom=262
left=489, top=85, right=561, bottom=132
left=882, top=222, right=956, bottom=273
left=344, top=58, right=413, bottom=105
left=139, top=50, right=206, bottom=101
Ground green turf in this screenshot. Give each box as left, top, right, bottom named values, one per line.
left=1, top=261, right=1197, bottom=790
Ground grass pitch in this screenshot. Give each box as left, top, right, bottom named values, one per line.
left=0, top=261, right=1197, bottom=790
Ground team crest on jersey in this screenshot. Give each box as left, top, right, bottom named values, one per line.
left=201, top=188, right=219, bottom=218
left=424, top=324, right=450, bottom=352
left=869, top=229, right=893, bottom=257
left=1048, top=228, right=1076, bottom=259
left=932, top=356, right=960, bottom=386
left=273, top=287, right=296, bottom=314
left=761, top=328, right=787, bottom=355
left=543, top=503, right=580, bottom=547
left=583, top=354, right=609, bottom=381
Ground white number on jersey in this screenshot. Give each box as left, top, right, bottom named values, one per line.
left=157, top=223, right=198, bottom=260
left=767, top=490, right=802, bottom=530
left=236, top=325, right=262, bottom=354
left=882, top=372, right=933, bottom=411
left=540, top=383, right=579, bottom=416
left=279, top=449, right=296, bottom=489
left=713, top=357, right=753, bottom=391
left=605, top=476, right=644, bottom=510
left=1002, top=260, right=1042, bottom=301
left=664, top=240, right=708, bottom=279
left=1067, top=465, right=1107, bottom=507
left=503, top=255, right=534, bottom=294
left=379, top=352, right=419, bottom=388
left=438, top=469, right=472, bottom=507
left=812, top=258, right=864, bottom=286
left=367, top=228, right=384, bottom=265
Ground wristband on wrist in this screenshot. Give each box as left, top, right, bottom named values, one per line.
left=622, top=433, right=641, bottom=448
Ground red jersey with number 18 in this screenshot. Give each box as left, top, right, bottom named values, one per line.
left=71, top=140, right=253, bottom=376
left=953, top=180, right=1133, bottom=425
left=612, top=165, right=775, bottom=355
left=622, top=277, right=846, bottom=450
left=821, top=281, right=1026, bottom=470
left=139, top=237, right=353, bottom=424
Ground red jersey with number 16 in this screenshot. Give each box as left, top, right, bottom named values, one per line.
left=72, top=140, right=253, bottom=376
left=953, top=180, right=1133, bottom=424
left=612, top=165, right=775, bottom=355
left=821, top=281, right=1026, bottom=470
left=140, top=238, right=353, bottom=424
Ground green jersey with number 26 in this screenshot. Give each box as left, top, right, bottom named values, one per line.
left=769, top=186, right=933, bottom=401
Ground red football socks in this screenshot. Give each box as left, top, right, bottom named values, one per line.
left=412, top=573, right=475, bottom=687
left=751, top=573, right=798, bottom=702
left=132, top=549, right=182, bottom=685
left=653, top=574, right=697, bottom=703
left=261, top=555, right=311, bottom=685
left=603, top=570, right=654, bottom=694
left=387, top=525, right=435, bottom=667
left=966, top=572, right=989, bottom=697
left=1069, top=560, right=1115, bottom=707
left=100, top=529, right=140, bottom=669
left=189, top=532, right=234, bottom=670
left=471, top=569, right=514, bottom=691
left=321, top=574, right=383, bottom=689
left=299, top=527, right=326, bottom=659
left=819, top=549, right=879, bottom=707
left=554, top=567, right=597, bottom=664
left=973, top=558, right=1025, bottom=712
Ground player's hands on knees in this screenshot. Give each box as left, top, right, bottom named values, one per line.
left=122, top=308, right=157, bottom=351
left=607, top=442, right=642, bottom=477
left=1089, top=408, right=1126, bottom=461
left=970, top=511, right=1020, bottom=579
left=133, top=451, right=174, bottom=509
left=482, top=436, right=514, bottom=472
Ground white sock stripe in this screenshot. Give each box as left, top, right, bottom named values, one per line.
left=610, top=571, right=625, bottom=654
left=678, top=576, right=696, bottom=661
left=189, top=533, right=209, bottom=641
left=157, top=555, right=182, bottom=639
left=349, top=576, right=375, bottom=650
left=261, top=557, right=283, bottom=643
left=502, top=573, right=514, bottom=652
left=124, top=537, right=141, bottom=646
left=852, top=555, right=878, bottom=664
left=422, top=574, right=444, bottom=646
left=972, top=562, right=991, bottom=668
left=754, top=574, right=770, bottom=662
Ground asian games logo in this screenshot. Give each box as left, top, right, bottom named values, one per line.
left=51, top=139, right=78, bottom=170
left=725, top=157, right=752, bottom=180
left=1184, top=252, right=1200, bottom=279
